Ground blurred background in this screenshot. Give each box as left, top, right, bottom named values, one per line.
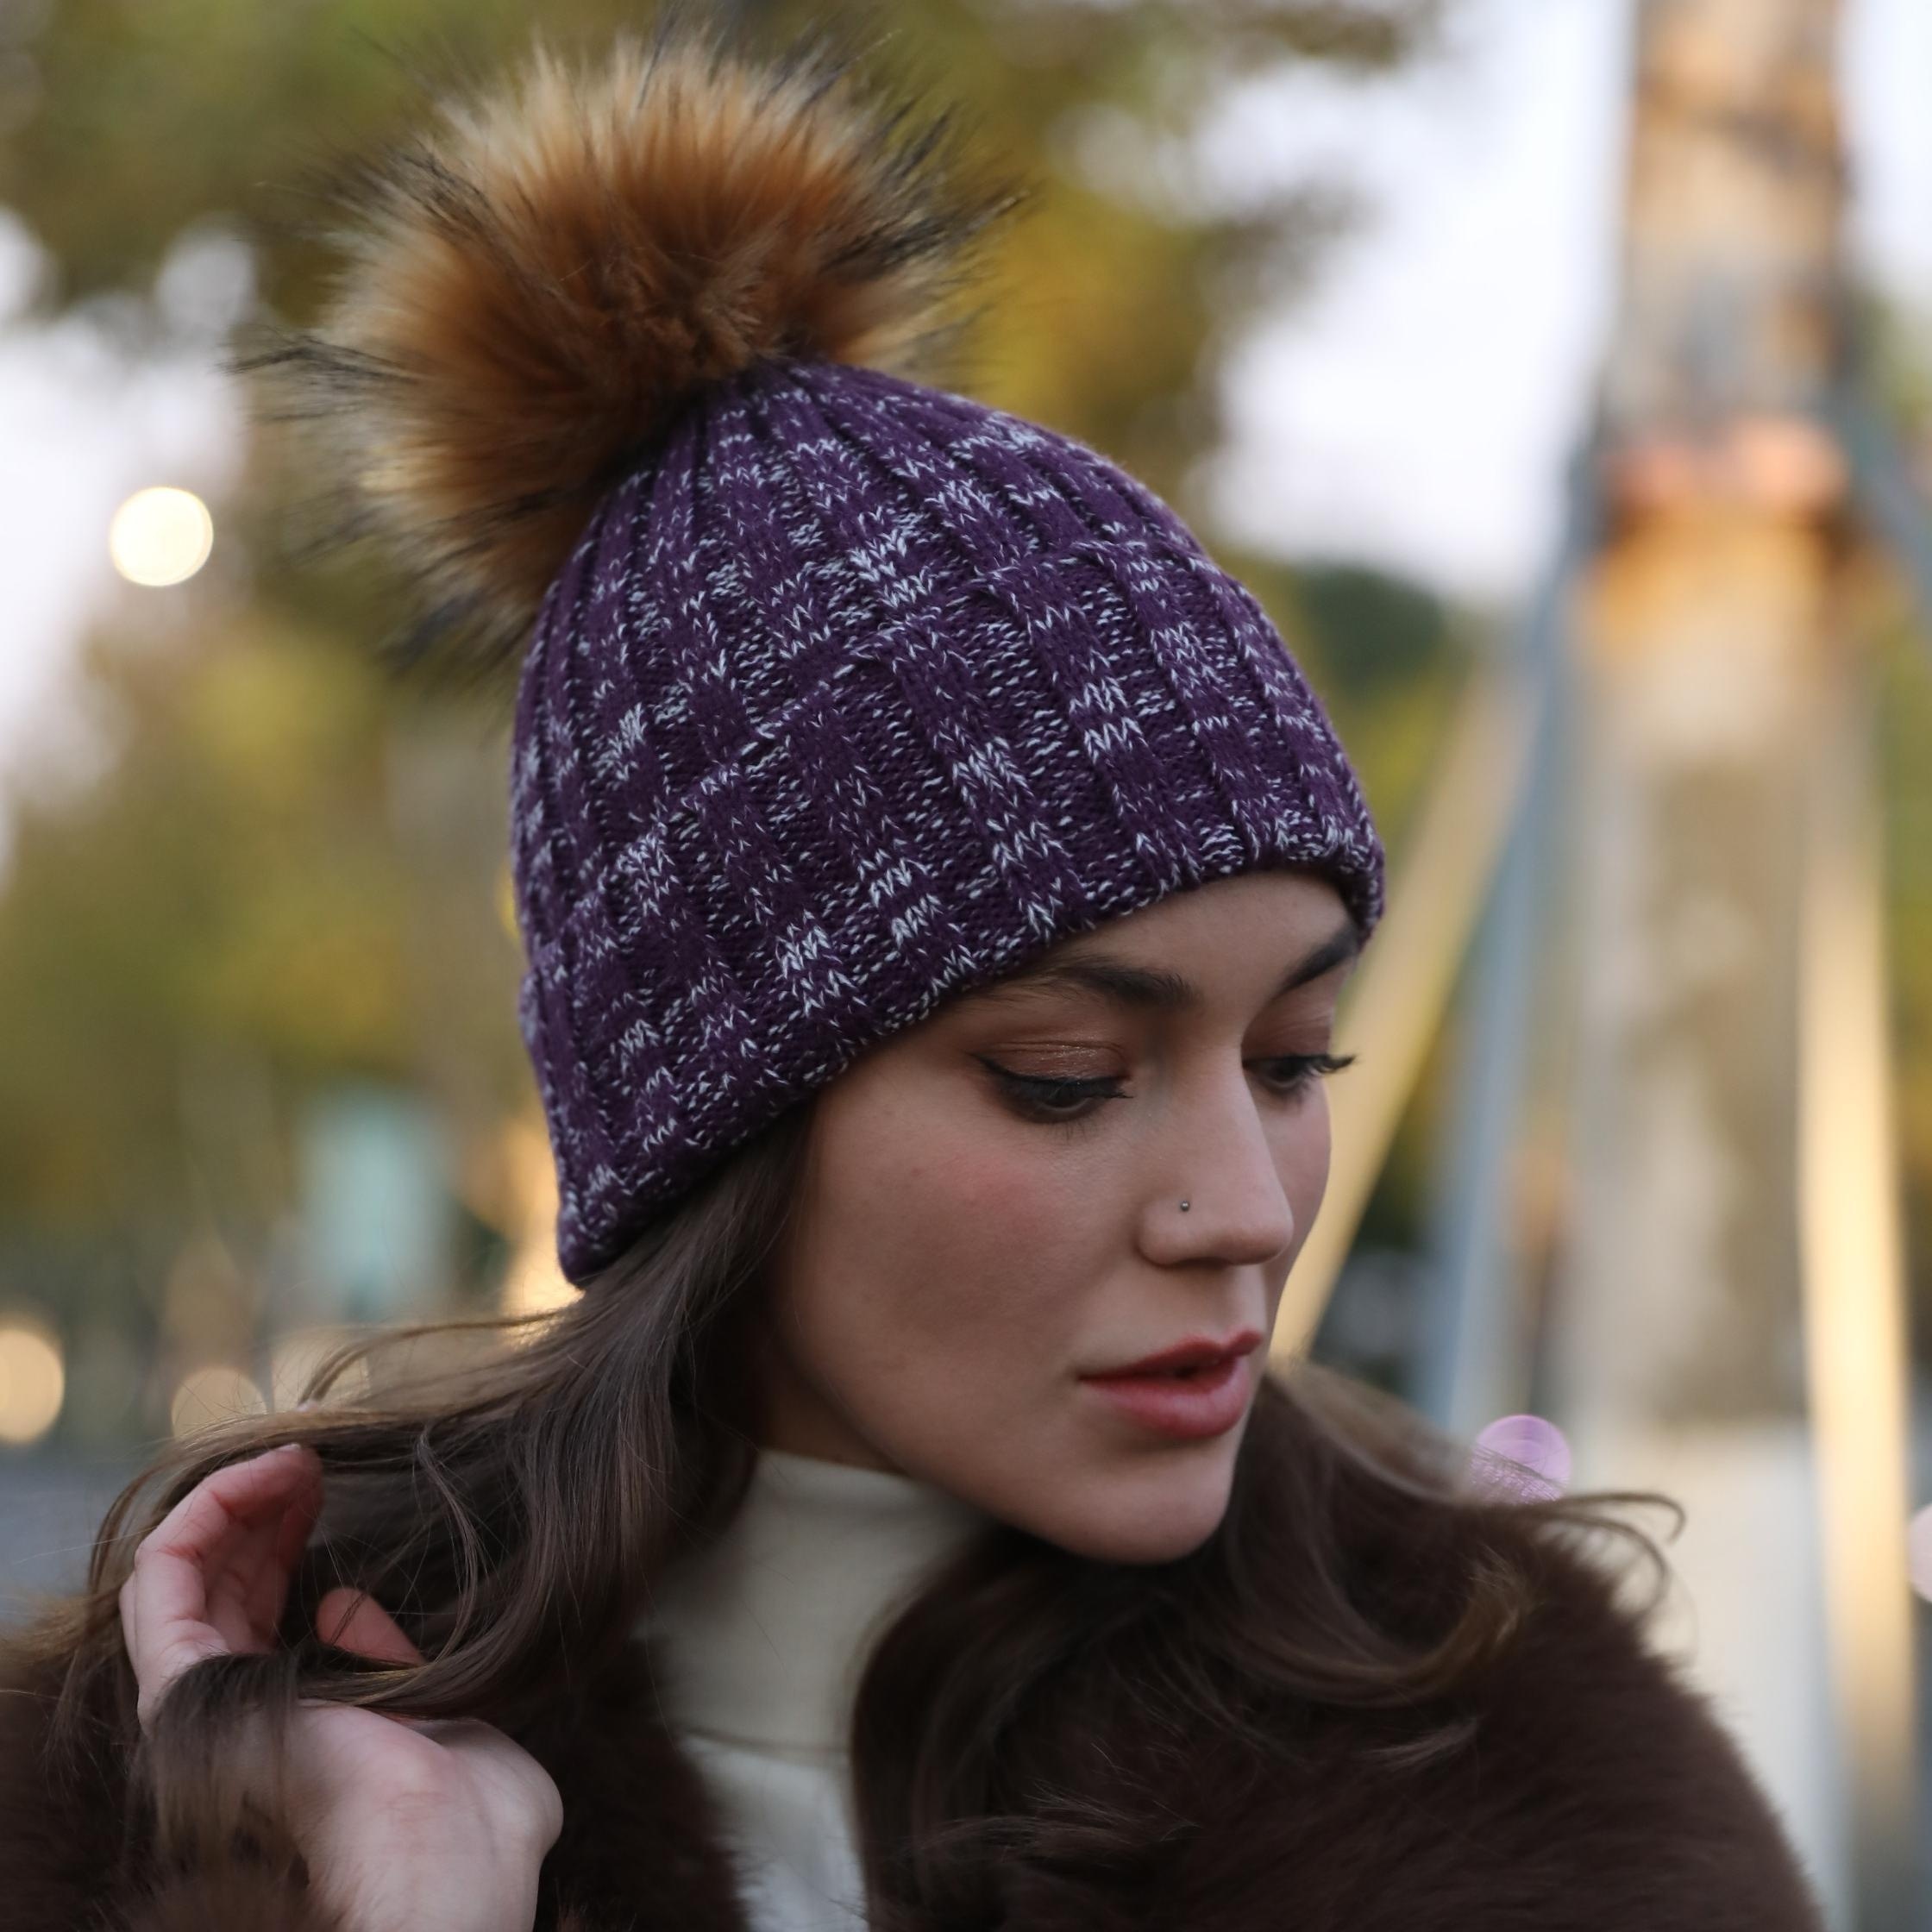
left=1, top=0, right=1929, bottom=1923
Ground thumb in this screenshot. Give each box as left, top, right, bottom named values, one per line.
left=316, top=1586, right=425, bottom=1665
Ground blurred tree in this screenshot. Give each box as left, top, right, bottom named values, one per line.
left=0, top=605, right=524, bottom=1226
left=0, top=0, right=1440, bottom=499
left=1264, top=557, right=1472, bottom=856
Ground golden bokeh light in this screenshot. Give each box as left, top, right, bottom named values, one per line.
left=269, top=1326, right=372, bottom=1411
left=168, top=1363, right=267, bottom=1438
left=497, top=860, right=522, bottom=948
left=109, top=485, right=214, bottom=587
left=0, top=1315, right=66, bottom=1446
left=499, top=1239, right=577, bottom=1323
left=490, top=1113, right=577, bottom=1327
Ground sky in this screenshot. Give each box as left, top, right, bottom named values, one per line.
left=1204, top=0, right=1636, bottom=597
left=3, top=0, right=1931, bottom=861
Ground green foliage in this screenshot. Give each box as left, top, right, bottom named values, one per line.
left=1233, top=552, right=1471, bottom=856
left=0, top=607, right=525, bottom=1240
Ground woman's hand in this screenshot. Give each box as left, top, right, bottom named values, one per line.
left=118, top=1441, right=564, bottom=1932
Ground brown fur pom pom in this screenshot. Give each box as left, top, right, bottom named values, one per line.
left=230, top=9, right=1024, bottom=684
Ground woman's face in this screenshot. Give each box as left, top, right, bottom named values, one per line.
left=751, top=868, right=1361, bottom=1564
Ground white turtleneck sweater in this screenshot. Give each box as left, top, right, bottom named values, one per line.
left=637, top=1447, right=988, bottom=1930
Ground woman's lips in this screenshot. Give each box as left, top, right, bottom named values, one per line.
left=1078, top=1349, right=1256, bottom=1440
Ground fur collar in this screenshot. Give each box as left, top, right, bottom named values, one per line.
left=1, top=1525, right=1825, bottom=1932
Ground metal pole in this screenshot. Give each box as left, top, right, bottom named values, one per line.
left=1411, top=438, right=1598, bottom=1440
left=1796, top=610, right=1920, bottom=1927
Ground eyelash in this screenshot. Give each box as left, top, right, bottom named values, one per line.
left=976, top=1052, right=1358, bottom=1125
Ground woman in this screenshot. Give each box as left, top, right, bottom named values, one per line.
left=0, top=15, right=1823, bottom=1931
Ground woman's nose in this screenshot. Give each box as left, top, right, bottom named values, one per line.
left=1150, top=1067, right=1300, bottom=1265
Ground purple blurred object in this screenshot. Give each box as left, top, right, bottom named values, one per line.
left=1471, top=1414, right=1573, bottom=1502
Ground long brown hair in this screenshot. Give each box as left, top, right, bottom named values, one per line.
left=6, top=1088, right=1680, bottom=1915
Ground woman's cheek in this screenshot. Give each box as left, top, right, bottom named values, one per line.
left=872, top=1103, right=1071, bottom=1264
left=846, top=1165, right=1087, bottom=1414
left=1257, top=1083, right=1326, bottom=1199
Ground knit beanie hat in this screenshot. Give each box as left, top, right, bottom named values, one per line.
left=242, top=15, right=1386, bottom=1286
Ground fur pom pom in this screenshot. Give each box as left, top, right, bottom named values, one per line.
left=231, top=9, right=1024, bottom=683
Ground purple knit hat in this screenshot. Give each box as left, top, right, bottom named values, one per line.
left=512, top=357, right=1383, bottom=1279
left=241, top=20, right=1385, bottom=1283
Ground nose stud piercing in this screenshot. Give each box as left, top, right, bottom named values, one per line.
left=1179, top=1199, right=1190, bottom=1212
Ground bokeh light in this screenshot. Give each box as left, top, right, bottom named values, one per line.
left=108, top=485, right=213, bottom=586
left=268, top=1326, right=371, bottom=1411
left=499, top=1240, right=576, bottom=1323
left=0, top=1313, right=66, bottom=1446
left=168, top=1363, right=267, bottom=1438
left=1469, top=1412, right=1572, bottom=1502
left=497, top=860, right=522, bottom=947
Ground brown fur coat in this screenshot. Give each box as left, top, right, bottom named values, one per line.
left=1, top=1517, right=1827, bottom=1932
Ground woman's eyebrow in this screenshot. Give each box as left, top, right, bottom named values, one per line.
left=976, top=919, right=1360, bottom=1013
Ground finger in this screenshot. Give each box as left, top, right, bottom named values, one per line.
left=166, top=1447, right=319, bottom=1656
left=143, top=1444, right=315, bottom=1586
left=241, top=1448, right=325, bottom=1634
left=270, top=1452, right=325, bottom=1575
left=123, top=1446, right=314, bottom=1693
left=315, top=1586, right=426, bottom=1665
left=201, top=1448, right=324, bottom=1653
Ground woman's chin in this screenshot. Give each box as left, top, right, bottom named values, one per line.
left=1015, top=1448, right=1240, bottom=1565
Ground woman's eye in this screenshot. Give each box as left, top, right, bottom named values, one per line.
left=1256, top=1051, right=1358, bottom=1097
left=975, top=1051, right=1358, bottom=1123
left=975, top=1057, right=1125, bottom=1121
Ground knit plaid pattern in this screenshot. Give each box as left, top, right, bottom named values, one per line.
left=509, top=355, right=1385, bottom=1283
